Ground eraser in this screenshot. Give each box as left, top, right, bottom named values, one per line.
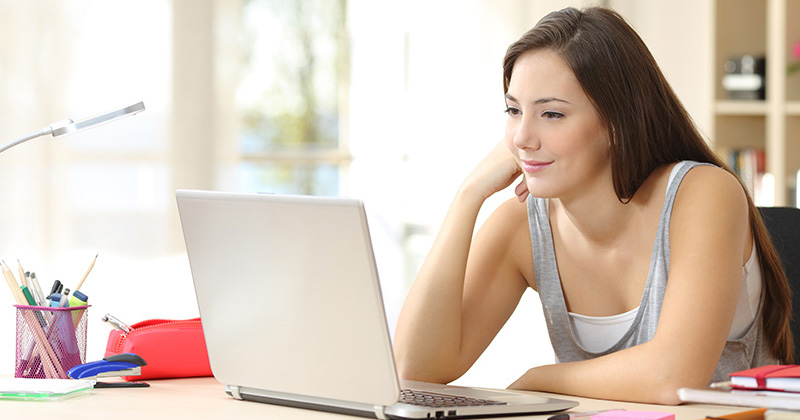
left=591, top=411, right=675, bottom=420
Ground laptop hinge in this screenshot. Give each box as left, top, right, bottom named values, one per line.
left=373, top=405, right=388, bottom=419
left=227, top=384, right=243, bottom=400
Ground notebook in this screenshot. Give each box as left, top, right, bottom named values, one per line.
left=176, top=189, right=578, bottom=419
left=0, top=378, right=95, bottom=401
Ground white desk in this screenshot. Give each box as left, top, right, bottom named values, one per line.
left=0, top=376, right=753, bottom=420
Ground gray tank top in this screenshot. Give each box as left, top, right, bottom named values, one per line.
left=528, top=161, right=778, bottom=383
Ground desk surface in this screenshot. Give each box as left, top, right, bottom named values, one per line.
left=0, top=376, right=752, bottom=420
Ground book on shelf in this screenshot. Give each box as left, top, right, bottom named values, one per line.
left=727, top=148, right=771, bottom=206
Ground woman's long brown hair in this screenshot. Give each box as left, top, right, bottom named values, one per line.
left=503, top=7, right=793, bottom=363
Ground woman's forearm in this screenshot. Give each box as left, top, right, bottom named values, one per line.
left=394, top=140, right=526, bottom=383
left=508, top=341, right=716, bottom=405
left=393, top=184, right=488, bottom=382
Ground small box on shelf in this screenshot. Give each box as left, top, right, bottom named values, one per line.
left=722, top=55, right=766, bottom=100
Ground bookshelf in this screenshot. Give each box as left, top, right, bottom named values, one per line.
left=711, top=0, right=800, bottom=206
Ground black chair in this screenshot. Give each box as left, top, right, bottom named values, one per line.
left=758, top=206, right=800, bottom=364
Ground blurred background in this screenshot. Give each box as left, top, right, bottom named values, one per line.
left=0, top=0, right=730, bottom=388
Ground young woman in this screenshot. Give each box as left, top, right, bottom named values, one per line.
left=393, top=7, right=793, bottom=405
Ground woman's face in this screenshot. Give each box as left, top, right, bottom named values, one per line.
left=504, top=49, right=611, bottom=200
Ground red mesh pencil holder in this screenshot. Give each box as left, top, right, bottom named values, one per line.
left=14, top=305, right=89, bottom=379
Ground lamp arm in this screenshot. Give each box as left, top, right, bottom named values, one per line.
left=0, top=119, right=73, bottom=154
left=0, top=128, right=52, bottom=154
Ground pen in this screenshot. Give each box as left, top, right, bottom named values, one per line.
left=29, top=272, right=45, bottom=306
left=548, top=410, right=622, bottom=420
left=58, top=288, right=71, bottom=307
left=709, top=381, right=732, bottom=390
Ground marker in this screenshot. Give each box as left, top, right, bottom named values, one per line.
left=548, top=410, right=623, bottom=420
left=50, top=280, right=63, bottom=296
left=20, top=285, right=37, bottom=306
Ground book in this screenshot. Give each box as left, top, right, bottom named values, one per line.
left=731, top=365, right=800, bottom=392
left=765, top=409, right=800, bottom=420
left=677, top=387, right=800, bottom=411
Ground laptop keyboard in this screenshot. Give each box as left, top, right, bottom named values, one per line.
left=400, top=389, right=507, bottom=408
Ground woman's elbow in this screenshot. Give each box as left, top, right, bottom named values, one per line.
left=648, top=364, right=713, bottom=405
left=393, top=348, right=465, bottom=384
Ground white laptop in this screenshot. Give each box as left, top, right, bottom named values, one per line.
left=176, top=189, right=578, bottom=419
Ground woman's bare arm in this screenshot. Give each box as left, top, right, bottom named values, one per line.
left=393, top=141, right=532, bottom=383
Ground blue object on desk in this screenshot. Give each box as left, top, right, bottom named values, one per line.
left=67, top=353, right=147, bottom=380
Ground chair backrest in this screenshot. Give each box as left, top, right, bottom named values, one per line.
left=758, top=206, right=800, bottom=364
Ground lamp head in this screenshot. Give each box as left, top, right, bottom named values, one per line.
left=51, top=101, right=146, bottom=138
left=0, top=101, right=146, bottom=155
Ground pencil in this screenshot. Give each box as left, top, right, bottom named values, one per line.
left=706, top=408, right=767, bottom=420
left=17, top=260, right=27, bottom=288
left=1, top=260, right=25, bottom=304
left=74, top=253, right=98, bottom=291
left=1, top=264, right=61, bottom=376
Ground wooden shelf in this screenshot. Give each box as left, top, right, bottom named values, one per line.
left=787, top=101, right=800, bottom=116
left=715, top=100, right=768, bottom=116
left=712, top=0, right=798, bottom=205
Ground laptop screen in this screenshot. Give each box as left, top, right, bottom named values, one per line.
left=177, top=190, right=401, bottom=406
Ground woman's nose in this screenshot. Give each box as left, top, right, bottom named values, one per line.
left=512, top=117, right=541, bottom=151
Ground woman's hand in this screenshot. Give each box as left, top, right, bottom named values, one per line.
left=463, top=140, right=529, bottom=202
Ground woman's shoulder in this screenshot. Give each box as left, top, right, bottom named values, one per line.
left=670, top=162, right=750, bottom=232
left=675, top=162, right=746, bottom=206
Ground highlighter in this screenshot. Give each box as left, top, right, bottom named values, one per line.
left=69, top=290, right=89, bottom=307
left=69, top=290, right=89, bottom=327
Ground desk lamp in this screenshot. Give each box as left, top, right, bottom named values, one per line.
left=0, top=101, right=145, bottom=154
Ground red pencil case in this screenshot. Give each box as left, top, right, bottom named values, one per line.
left=104, top=317, right=212, bottom=380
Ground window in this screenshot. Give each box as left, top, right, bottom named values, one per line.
left=236, top=0, right=350, bottom=196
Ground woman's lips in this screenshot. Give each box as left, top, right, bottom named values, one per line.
left=521, top=160, right=552, bottom=173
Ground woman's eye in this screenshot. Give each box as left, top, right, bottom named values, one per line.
left=504, top=107, right=521, bottom=116
left=542, top=111, right=564, bottom=120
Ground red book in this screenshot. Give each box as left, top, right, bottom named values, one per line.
left=730, top=365, right=800, bottom=392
